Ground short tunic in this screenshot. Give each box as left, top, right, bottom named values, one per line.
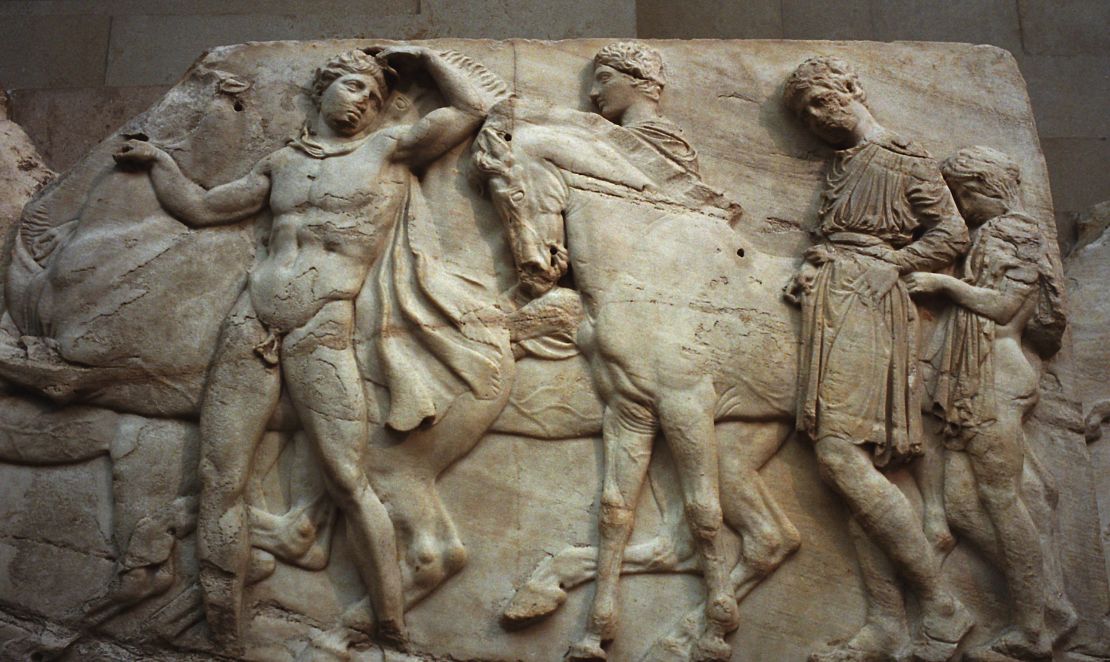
left=796, top=132, right=968, bottom=467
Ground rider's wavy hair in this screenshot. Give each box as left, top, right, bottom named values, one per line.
left=783, top=56, right=867, bottom=116
left=310, top=49, right=395, bottom=109
left=594, top=42, right=666, bottom=102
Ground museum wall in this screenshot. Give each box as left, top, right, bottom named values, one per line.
left=0, top=0, right=1105, bottom=252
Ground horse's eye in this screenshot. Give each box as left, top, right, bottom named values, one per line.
left=510, top=190, right=525, bottom=202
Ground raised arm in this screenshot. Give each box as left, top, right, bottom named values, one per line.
left=383, top=46, right=509, bottom=167
left=114, top=139, right=270, bottom=227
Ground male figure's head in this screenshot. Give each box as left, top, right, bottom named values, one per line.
left=784, top=56, right=877, bottom=148
left=941, top=146, right=1022, bottom=226
left=311, top=50, right=392, bottom=136
left=590, top=41, right=665, bottom=124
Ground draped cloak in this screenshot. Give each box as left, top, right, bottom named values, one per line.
left=925, top=213, right=1058, bottom=447
left=796, top=132, right=968, bottom=467
left=352, top=167, right=509, bottom=433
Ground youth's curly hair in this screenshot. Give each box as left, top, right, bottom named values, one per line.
left=594, top=41, right=666, bottom=101
left=310, top=49, right=393, bottom=108
left=941, top=145, right=1023, bottom=210
left=783, top=56, right=867, bottom=116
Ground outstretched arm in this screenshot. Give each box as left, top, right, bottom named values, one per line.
left=905, top=272, right=1029, bottom=325
left=114, top=140, right=270, bottom=227
left=384, top=46, right=508, bottom=167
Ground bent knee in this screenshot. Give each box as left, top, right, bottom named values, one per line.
left=685, top=502, right=723, bottom=540
left=599, top=496, right=635, bottom=530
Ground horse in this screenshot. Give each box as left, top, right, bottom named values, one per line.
left=472, top=99, right=806, bottom=660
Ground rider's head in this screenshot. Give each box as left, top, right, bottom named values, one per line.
left=311, top=50, right=393, bottom=135
left=942, top=146, right=1022, bottom=225
left=590, top=42, right=666, bottom=123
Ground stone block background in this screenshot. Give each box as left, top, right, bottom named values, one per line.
left=0, top=1, right=1105, bottom=252
left=0, top=0, right=1104, bottom=253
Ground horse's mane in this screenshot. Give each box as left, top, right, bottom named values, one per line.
left=474, top=98, right=740, bottom=225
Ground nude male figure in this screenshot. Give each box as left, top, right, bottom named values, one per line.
left=114, top=45, right=500, bottom=653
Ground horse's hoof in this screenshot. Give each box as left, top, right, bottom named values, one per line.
left=976, top=627, right=1050, bottom=661
left=565, top=639, right=606, bottom=661
left=808, top=641, right=891, bottom=662
left=1046, top=599, right=1079, bottom=646
left=692, top=635, right=732, bottom=662
left=375, top=617, right=409, bottom=651
left=502, top=580, right=567, bottom=627
left=914, top=596, right=974, bottom=661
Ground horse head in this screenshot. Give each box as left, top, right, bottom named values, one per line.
left=473, top=100, right=570, bottom=298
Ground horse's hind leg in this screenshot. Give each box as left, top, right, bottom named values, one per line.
left=568, top=402, right=655, bottom=660
left=718, top=420, right=799, bottom=600
left=658, top=387, right=738, bottom=661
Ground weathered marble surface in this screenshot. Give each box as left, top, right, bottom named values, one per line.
left=0, top=39, right=1106, bottom=662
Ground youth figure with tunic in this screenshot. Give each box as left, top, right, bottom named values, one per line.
left=909, top=146, right=1074, bottom=661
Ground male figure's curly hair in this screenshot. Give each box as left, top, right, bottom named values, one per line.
left=783, top=56, right=867, bottom=116
left=311, top=49, right=392, bottom=107
left=941, top=145, right=1023, bottom=210
left=594, top=41, right=666, bottom=101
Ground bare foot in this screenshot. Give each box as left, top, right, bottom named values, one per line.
left=639, top=611, right=701, bottom=661
left=1045, top=596, right=1079, bottom=646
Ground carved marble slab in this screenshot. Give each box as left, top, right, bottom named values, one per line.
left=0, top=39, right=1106, bottom=662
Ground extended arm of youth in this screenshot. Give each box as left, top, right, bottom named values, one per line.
left=114, top=139, right=270, bottom=227
left=906, top=272, right=1029, bottom=325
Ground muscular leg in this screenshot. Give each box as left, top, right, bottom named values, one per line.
left=965, top=416, right=1048, bottom=657
left=568, top=400, right=656, bottom=660
left=942, top=452, right=1003, bottom=561
left=281, top=300, right=405, bottom=644
left=658, top=386, right=738, bottom=661
left=197, top=292, right=281, bottom=652
left=813, top=437, right=971, bottom=651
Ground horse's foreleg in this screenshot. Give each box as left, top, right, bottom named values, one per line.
left=502, top=491, right=696, bottom=627
left=567, top=402, right=655, bottom=660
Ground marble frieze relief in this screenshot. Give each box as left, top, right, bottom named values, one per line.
left=0, top=39, right=1106, bottom=662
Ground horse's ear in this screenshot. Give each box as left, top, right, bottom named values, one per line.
left=472, top=126, right=514, bottom=177
left=470, top=124, right=516, bottom=195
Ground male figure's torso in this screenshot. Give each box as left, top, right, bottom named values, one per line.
left=250, top=131, right=409, bottom=332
